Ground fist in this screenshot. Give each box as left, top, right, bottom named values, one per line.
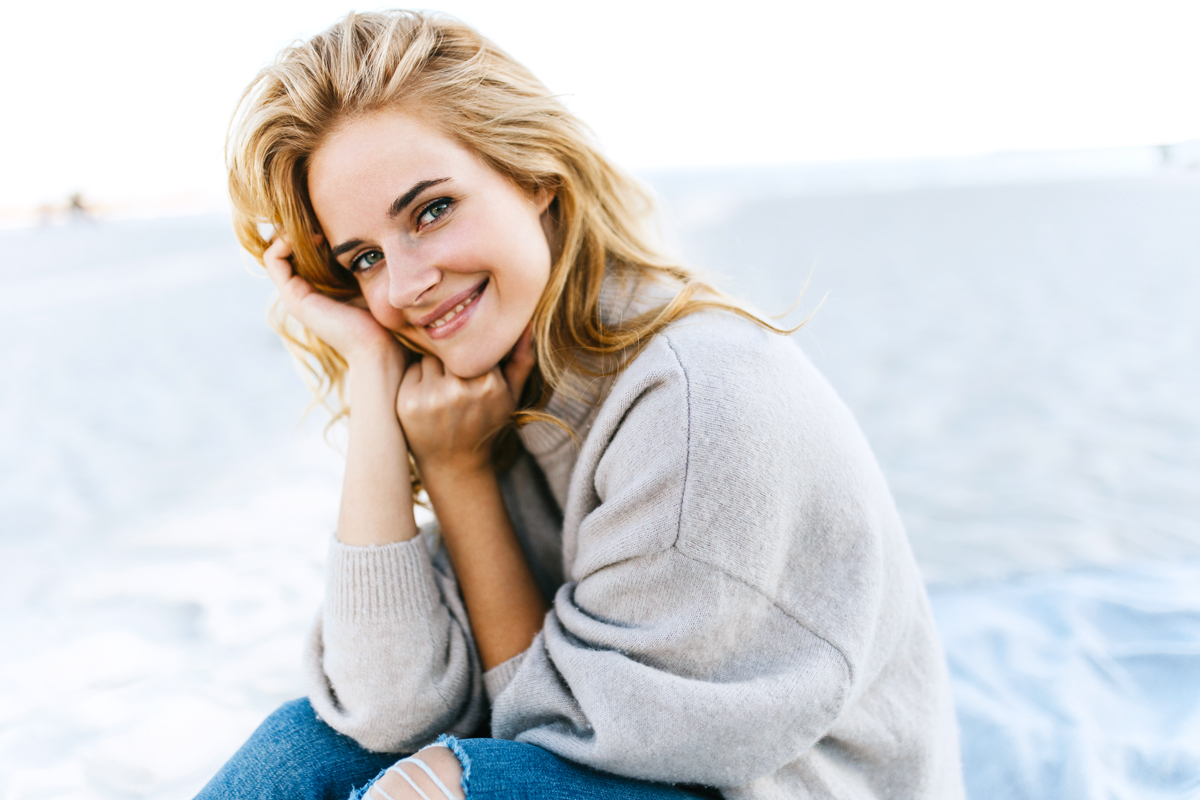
left=397, top=357, right=516, bottom=474
left=396, top=326, right=535, bottom=477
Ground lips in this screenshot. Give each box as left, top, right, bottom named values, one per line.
left=414, top=278, right=488, bottom=339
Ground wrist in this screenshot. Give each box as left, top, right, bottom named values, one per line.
left=346, top=346, right=407, bottom=394
left=421, top=460, right=496, bottom=501
left=345, top=340, right=406, bottom=377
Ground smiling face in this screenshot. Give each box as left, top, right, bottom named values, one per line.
left=307, top=108, right=555, bottom=378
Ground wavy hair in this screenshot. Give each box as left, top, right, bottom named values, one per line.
left=227, top=10, right=792, bottom=487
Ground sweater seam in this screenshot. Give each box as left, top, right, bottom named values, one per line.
left=660, top=331, right=855, bottom=696
left=671, top=543, right=856, bottom=699
left=660, top=334, right=691, bottom=551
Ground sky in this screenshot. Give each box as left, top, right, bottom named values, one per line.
left=4, top=0, right=1200, bottom=215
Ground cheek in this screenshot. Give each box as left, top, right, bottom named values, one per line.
left=360, top=281, right=400, bottom=328
left=520, top=246, right=553, bottom=309
left=501, top=220, right=553, bottom=300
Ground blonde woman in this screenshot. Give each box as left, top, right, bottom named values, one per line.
left=200, top=10, right=964, bottom=800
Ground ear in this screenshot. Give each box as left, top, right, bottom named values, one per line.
left=533, top=187, right=556, bottom=216
left=534, top=189, right=558, bottom=245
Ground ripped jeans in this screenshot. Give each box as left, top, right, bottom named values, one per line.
left=194, top=699, right=716, bottom=800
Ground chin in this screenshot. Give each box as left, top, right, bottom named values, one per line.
left=442, top=351, right=503, bottom=380
left=438, top=330, right=520, bottom=379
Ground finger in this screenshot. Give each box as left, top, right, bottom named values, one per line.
left=402, top=359, right=423, bottom=388
left=398, top=361, right=423, bottom=418
left=503, top=323, right=537, bottom=402
left=262, top=236, right=295, bottom=288
left=262, top=237, right=320, bottom=314
left=421, top=355, right=445, bottom=380
left=262, top=237, right=325, bottom=317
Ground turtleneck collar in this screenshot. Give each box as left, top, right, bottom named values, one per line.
left=515, top=268, right=679, bottom=506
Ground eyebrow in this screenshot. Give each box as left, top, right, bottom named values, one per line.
left=389, top=177, right=450, bottom=219
left=330, top=238, right=365, bottom=258
left=329, top=177, right=452, bottom=258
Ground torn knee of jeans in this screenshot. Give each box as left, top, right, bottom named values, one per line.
left=435, top=735, right=471, bottom=796
left=359, top=740, right=467, bottom=800
left=349, top=767, right=389, bottom=800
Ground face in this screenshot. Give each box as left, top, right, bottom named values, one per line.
left=308, top=108, right=554, bottom=378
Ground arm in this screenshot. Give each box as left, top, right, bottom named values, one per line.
left=421, top=465, right=547, bottom=670
left=397, top=329, right=548, bottom=671
left=337, top=349, right=416, bottom=547
left=264, top=239, right=485, bottom=750
left=486, top=328, right=917, bottom=788
left=262, top=236, right=417, bottom=546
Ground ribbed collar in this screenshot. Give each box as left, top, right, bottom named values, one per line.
left=515, top=271, right=630, bottom=459
left=516, top=268, right=677, bottom=456
left=515, top=267, right=683, bottom=510
left=516, top=378, right=602, bottom=458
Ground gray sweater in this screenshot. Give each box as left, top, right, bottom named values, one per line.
left=305, top=301, right=965, bottom=798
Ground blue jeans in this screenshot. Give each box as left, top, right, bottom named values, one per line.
left=195, top=699, right=716, bottom=800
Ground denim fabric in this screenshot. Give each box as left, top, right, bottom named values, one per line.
left=194, top=699, right=403, bottom=800
left=440, top=737, right=717, bottom=800
left=196, top=699, right=716, bottom=800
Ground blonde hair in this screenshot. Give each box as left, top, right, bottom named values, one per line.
left=227, top=10, right=788, bottom=484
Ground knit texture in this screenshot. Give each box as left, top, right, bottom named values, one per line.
left=304, top=301, right=965, bottom=798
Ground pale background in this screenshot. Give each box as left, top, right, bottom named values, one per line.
left=5, top=0, right=1200, bottom=217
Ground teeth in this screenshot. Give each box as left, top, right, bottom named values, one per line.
left=427, top=288, right=481, bottom=329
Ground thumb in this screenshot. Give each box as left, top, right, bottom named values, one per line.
left=502, top=323, right=537, bottom=404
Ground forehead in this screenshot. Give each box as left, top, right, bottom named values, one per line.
left=307, top=109, right=478, bottom=227
left=314, top=109, right=466, bottom=173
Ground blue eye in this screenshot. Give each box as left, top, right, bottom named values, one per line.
left=419, top=199, right=452, bottom=226
left=351, top=249, right=383, bottom=273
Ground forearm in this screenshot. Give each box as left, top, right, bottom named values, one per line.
left=317, top=352, right=489, bottom=747
left=337, top=349, right=419, bottom=546
left=423, top=466, right=548, bottom=670
left=306, top=541, right=488, bottom=751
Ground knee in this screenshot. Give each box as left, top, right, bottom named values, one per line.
left=362, top=744, right=465, bottom=800
left=231, top=698, right=396, bottom=782
left=198, top=699, right=403, bottom=800
left=255, top=698, right=321, bottom=739
left=245, top=699, right=332, bottom=765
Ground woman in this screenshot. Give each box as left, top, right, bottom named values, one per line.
left=203, top=10, right=964, bottom=800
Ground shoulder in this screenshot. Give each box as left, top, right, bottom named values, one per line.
left=594, top=272, right=815, bottom=402
left=587, top=307, right=899, bottom=541
left=659, top=308, right=808, bottom=384
left=605, top=308, right=846, bottom=439
left=581, top=307, right=883, bottom=519
left=568, top=308, right=913, bottom=659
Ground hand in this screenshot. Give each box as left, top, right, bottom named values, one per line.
left=398, top=325, right=536, bottom=477
left=263, top=236, right=401, bottom=366
left=396, top=326, right=548, bottom=668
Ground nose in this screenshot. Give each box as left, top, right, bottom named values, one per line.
left=385, top=246, right=441, bottom=309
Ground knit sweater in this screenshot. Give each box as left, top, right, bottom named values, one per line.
left=304, top=289, right=965, bottom=799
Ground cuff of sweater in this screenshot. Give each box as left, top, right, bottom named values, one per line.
left=483, top=649, right=527, bottom=702
left=325, top=536, right=440, bottom=622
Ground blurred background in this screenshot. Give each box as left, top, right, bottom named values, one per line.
left=1, top=1, right=1198, bottom=798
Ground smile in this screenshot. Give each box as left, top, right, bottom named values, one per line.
left=420, top=279, right=488, bottom=339
left=429, top=286, right=482, bottom=328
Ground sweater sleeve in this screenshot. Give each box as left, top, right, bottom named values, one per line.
left=488, top=328, right=896, bottom=789
left=303, top=526, right=487, bottom=752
